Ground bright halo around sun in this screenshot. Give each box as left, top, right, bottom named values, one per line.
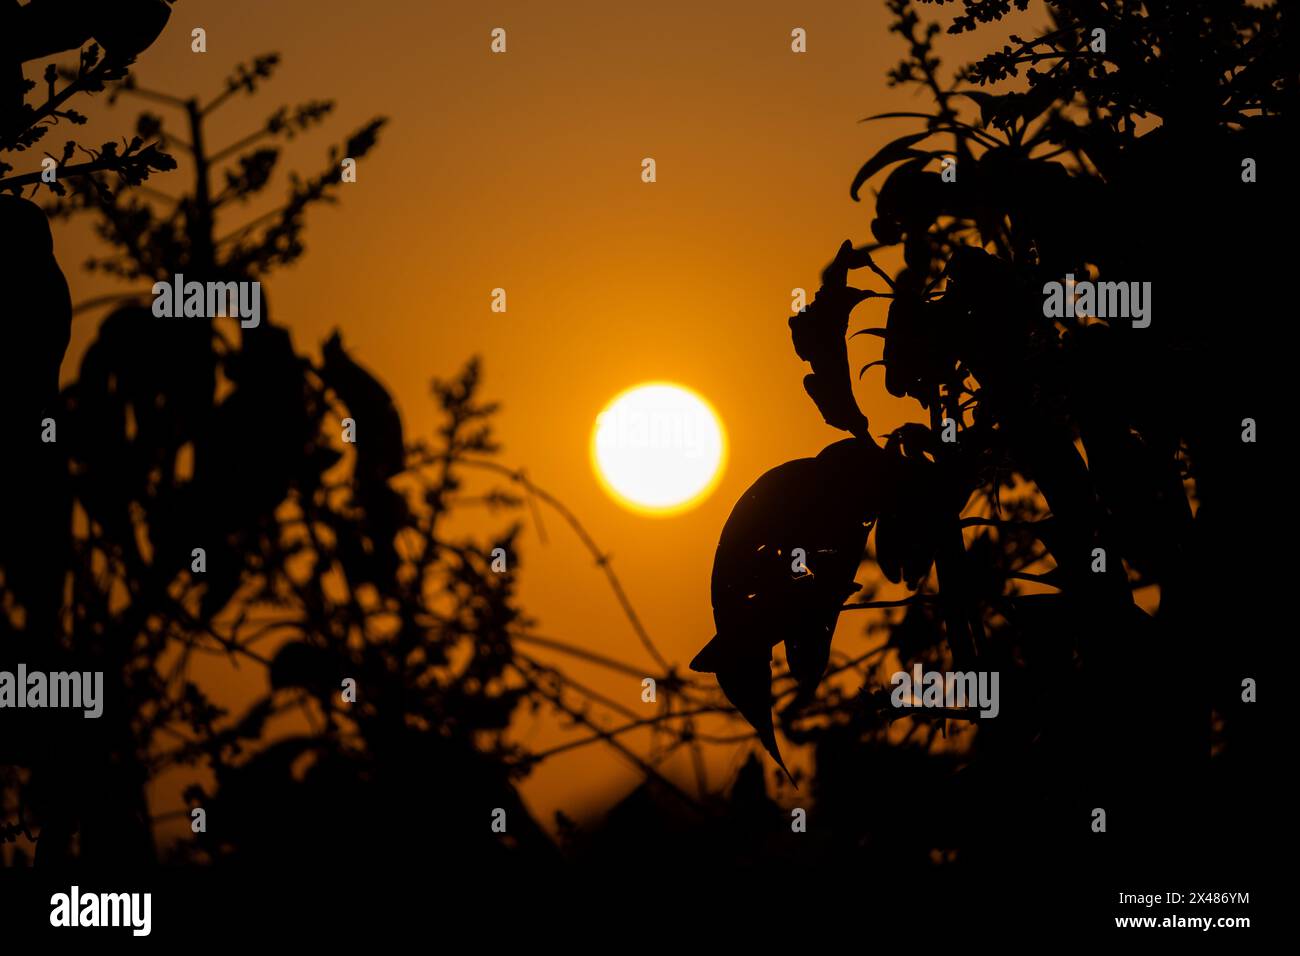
left=591, top=382, right=727, bottom=517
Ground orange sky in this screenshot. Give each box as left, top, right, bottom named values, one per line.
left=49, top=0, right=1040, bottom=831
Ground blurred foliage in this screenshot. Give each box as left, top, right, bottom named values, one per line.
left=0, top=53, right=564, bottom=869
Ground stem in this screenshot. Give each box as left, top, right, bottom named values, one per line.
left=185, top=98, right=216, bottom=273
left=0, top=154, right=137, bottom=190
left=458, top=456, right=672, bottom=673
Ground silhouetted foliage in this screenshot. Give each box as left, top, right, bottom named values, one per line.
left=3, top=0, right=1282, bottom=892
left=1, top=1, right=176, bottom=194
left=0, top=53, right=563, bottom=868
left=1, top=3, right=175, bottom=643
left=695, top=0, right=1282, bottom=880
left=2, top=51, right=750, bottom=871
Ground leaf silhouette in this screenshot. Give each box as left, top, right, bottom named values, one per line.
left=319, top=330, right=406, bottom=483
left=849, top=130, right=939, bottom=200
left=692, top=439, right=884, bottom=767
left=0, top=196, right=71, bottom=419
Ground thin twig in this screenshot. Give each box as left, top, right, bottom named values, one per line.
left=508, top=659, right=706, bottom=812
left=456, top=457, right=671, bottom=672
left=841, top=595, right=939, bottom=610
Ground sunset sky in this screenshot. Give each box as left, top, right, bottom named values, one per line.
left=50, top=0, right=1036, bottom=831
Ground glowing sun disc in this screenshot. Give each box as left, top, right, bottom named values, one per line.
left=591, top=382, right=727, bottom=516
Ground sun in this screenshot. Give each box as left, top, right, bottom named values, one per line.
left=591, top=382, right=727, bottom=517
